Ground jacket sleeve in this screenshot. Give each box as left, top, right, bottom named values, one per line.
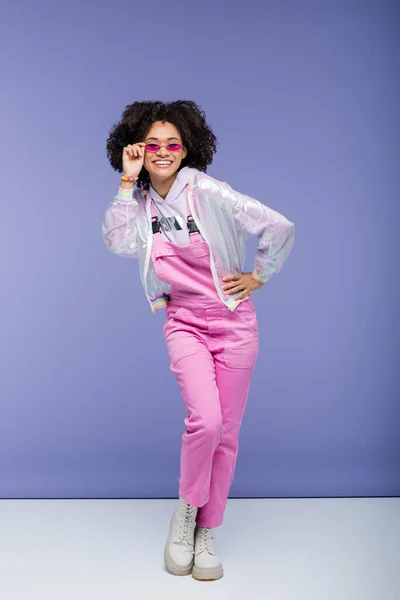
left=223, top=181, right=295, bottom=284
left=101, top=186, right=139, bottom=259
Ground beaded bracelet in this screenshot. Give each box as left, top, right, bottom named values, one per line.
left=121, top=175, right=139, bottom=182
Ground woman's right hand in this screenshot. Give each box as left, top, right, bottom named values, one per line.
left=122, top=143, right=146, bottom=178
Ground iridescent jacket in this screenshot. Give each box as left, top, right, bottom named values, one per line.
left=101, top=168, right=295, bottom=313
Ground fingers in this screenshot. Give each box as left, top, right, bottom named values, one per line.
left=236, top=293, right=252, bottom=301
left=123, top=145, right=134, bottom=159
left=225, top=284, right=247, bottom=295
left=124, top=144, right=145, bottom=160
left=223, top=282, right=241, bottom=291
left=222, top=274, right=240, bottom=282
left=223, top=276, right=243, bottom=291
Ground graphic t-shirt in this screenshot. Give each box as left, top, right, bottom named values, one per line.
left=149, top=166, right=205, bottom=246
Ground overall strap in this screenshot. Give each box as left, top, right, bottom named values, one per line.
left=185, top=192, right=201, bottom=244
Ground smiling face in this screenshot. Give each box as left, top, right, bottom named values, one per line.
left=143, top=121, right=188, bottom=183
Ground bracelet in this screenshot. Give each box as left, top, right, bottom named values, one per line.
left=121, top=175, right=139, bottom=182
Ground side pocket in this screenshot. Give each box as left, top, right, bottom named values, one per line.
left=235, top=303, right=258, bottom=334
left=170, top=344, right=198, bottom=369
left=223, top=349, right=258, bottom=369
left=164, top=307, right=198, bottom=369
left=163, top=306, right=186, bottom=333
left=165, top=333, right=198, bottom=369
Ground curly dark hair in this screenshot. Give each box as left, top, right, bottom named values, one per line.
left=106, top=100, right=218, bottom=190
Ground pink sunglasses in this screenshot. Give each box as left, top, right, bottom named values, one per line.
left=145, top=143, right=183, bottom=152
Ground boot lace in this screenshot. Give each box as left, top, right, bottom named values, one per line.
left=178, top=503, right=196, bottom=542
left=197, top=526, right=214, bottom=553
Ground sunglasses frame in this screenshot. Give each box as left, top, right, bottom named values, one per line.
left=144, top=143, right=184, bottom=152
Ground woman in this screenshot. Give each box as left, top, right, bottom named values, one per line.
left=102, top=100, right=295, bottom=581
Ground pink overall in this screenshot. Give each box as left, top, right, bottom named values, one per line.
left=150, top=196, right=259, bottom=528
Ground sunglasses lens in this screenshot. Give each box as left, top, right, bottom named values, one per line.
left=144, top=143, right=182, bottom=152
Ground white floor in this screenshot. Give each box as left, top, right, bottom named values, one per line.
left=0, top=497, right=399, bottom=600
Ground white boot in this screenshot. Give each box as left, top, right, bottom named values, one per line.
left=192, top=525, right=224, bottom=581
left=164, top=497, right=198, bottom=576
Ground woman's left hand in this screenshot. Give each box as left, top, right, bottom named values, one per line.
left=222, top=272, right=264, bottom=301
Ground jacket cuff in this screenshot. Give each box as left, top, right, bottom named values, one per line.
left=116, top=186, right=134, bottom=201
left=251, top=269, right=268, bottom=285
left=150, top=295, right=170, bottom=313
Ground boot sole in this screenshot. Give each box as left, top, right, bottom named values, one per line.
left=163, top=541, right=194, bottom=576
left=192, top=563, right=224, bottom=581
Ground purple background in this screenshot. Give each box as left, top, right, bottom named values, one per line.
left=1, top=0, right=399, bottom=498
